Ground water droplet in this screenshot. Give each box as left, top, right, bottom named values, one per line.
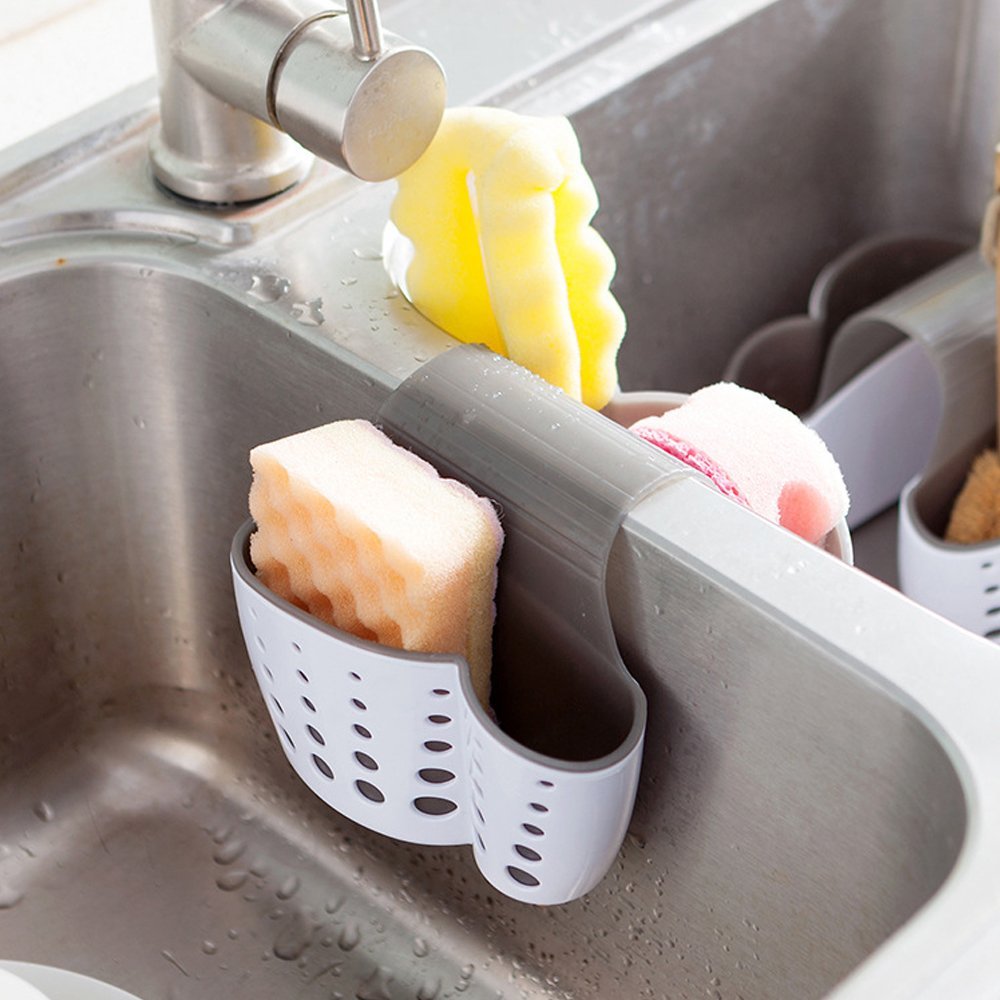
left=412, top=937, right=429, bottom=958
left=248, top=273, right=291, bottom=302
left=338, top=922, right=361, bottom=951
left=276, top=874, right=300, bottom=899
left=352, top=247, right=383, bottom=261
left=227, top=928, right=239, bottom=940
left=416, top=977, right=441, bottom=1000
left=356, top=966, right=394, bottom=1000
left=33, top=801, right=54, bottom=822
left=132, top=415, right=147, bottom=429
left=214, top=839, right=247, bottom=865
left=460, top=964, right=474, bottom=979
left=340, top=276, right=359, bottom=286
left=292, top=298, right=325, bottom=326
left=0, top=887, right=23, bottom=909
left=202, top=940, right=218, bottom=955
left=273, top=912, right=313, bottom=961
left=161, top=950, right=190, bottom=977
left=216, top=869, right=248, bottom=891
left=138, top=267, right=153, bottom=278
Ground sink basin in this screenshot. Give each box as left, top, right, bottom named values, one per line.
left=0, top=1, right=999, bottom=998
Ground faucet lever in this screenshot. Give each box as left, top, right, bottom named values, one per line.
left=348, top=0, right=383, bottom=61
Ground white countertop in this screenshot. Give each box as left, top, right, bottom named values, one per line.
left=0, top=0, right=155, bottom=151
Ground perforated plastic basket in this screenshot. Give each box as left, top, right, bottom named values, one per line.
left=232, top=520, right=644, bottom=905
left=899, top=471, right=1000, bottom=641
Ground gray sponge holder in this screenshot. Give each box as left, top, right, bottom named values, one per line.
left=232, top=345, right=689, bottom=904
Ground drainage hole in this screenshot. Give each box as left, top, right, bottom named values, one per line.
left=515, top=844, right=542, bottom=862
left=349, top=671, right=362, bottom=681
left=355, top=780, right=385, bottom=803
left=280, top=728, right=295, bottom=750
left=351, top=698, right=367, bottom=711
left=431, top=688, right=450, bottom=697
left=537, top=779, right=554, bottom=788
left=312, top=755, right=334, bottom=779
left=426, top=714, right=451, bottom=725
left=522, top=823, right=544, bottom=837
left=413, top=796, right=457, bottom=816
left=506, top=866, right=540, bottom=887
left=302, top=696, right=316, bottom=713
left=262, top=664, right=273, bottom=682
left=306, top=725, right=326, bottom=746
left=528, top=802, right=549, bottom=813
left=418, top=768, right=455, bottom=785
left=271, top=696, right=285, bottom=716
left=423, top=740, right=452, bottom=753
left=353, top=724, right=372, bottom=739
left=354, top=751, right=379, bottom=770
left=291, top=641, right=301, bottom=653
left=297, top=669, right=309, bottom=683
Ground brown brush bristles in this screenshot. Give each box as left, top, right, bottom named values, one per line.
left=944, top=449, right=1000, bottom=543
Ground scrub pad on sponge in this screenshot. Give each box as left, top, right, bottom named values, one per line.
left=248, top=420, right=504, bottom=708
left=390, top=107, right=625, bottom=410
left=630, top=383, right=849, bottom=544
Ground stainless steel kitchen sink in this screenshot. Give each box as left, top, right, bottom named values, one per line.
left=1, top=1, right=999, bottom=998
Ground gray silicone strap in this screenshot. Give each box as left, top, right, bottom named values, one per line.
left=376, top=344, right=688, bottom=762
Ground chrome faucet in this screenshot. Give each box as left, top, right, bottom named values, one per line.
left=149, top=0, right=446, bottom=203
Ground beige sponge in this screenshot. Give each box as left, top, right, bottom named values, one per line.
left=248, top=420, right=503, bottom=708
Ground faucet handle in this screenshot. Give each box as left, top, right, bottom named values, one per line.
left=347, top=0, right=383, bottom=61
left=272, top=8, right=446, bottom=182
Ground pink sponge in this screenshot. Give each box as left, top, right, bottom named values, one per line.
left=630, top=383, right=849, bottom=544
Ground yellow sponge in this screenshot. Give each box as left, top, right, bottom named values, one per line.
left=248, top=420, right=503, bottom=708
left=390, top=107, right=625, bottom=410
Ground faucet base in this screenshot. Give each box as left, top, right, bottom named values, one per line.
left=149, top=126, right=313, bottom=204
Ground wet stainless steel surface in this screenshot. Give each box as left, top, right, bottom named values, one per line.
left=0, top=1, right=999, bottom=998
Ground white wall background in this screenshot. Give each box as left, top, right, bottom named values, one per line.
left=0, top=0, right=155, bottom=149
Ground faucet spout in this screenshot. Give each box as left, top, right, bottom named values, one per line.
left=149, top=0, right=446, bottom=203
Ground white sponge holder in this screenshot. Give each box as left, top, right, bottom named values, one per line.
left=229, top=347, right=700, bottom=905
left=232, top=520, right=643, bottom=905
left=808, top=250, right=999, bottom=638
